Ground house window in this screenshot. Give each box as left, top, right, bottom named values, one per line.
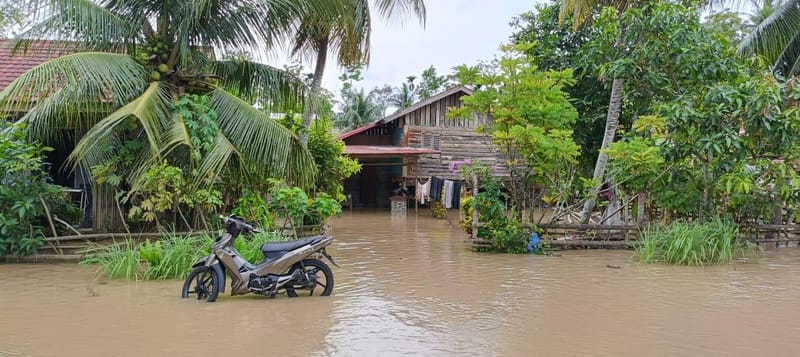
left=422, top=133, right=440, bottom=150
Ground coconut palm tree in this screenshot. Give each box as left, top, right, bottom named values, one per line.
left=747, top=0, right=786, bottom=27
left=390, top=77, right=418, bottom=109
left=334, top=88, right=381, bottom=130
left=739, top=0, right=800, bottom=76
left=290, top=0, right=426, bottom=144
left=0, top=0, right=337, bottom=228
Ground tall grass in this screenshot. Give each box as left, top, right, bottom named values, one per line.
left=140, top=234, right=214, bottom=280
left=637, top=218, right=753, bottom=265
left=81, top=239, right=142, bottom=279
left=81, top=231, right=285, bottom=280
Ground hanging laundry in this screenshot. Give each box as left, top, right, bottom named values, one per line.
left=452, top=181, right=462, bottom=209
left=430, top=176, right=443, bottom=202
left=444, top=180, right=455, bottom=209
left=416, top=179, right=430, bottom=205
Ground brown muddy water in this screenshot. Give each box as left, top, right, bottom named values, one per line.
left=2, top=212, right=800, bottom=356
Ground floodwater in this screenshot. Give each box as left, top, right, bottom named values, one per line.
left=2, top=212, right=800, bottom=356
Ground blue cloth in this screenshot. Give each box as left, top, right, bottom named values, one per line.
left=527, top=232, right=540, bottom=253
left=429, top=176, right=443, bottom=201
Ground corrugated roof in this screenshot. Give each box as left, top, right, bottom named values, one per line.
left=337, top=122, right=381, bottom=140
left=0, top=39, right=73, bottom=92
left=344, top=145, right=439, bottom=157
left=336, top=86, right=473, bottom=141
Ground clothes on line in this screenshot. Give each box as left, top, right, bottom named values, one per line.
left=416, top=179, right=430, bottom=205
left=430, top=176, right=444, bottom=202
left=444, top=180, right=455, bottom=209
left=406, top=176, right=463, bottom=209
left=452, top=181, right=461, bottom=209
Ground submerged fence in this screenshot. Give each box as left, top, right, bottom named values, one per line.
left=471, top=223, right=800, bottom=251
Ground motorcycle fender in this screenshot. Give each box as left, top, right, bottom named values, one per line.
left=211, top=263, right=226, bottom=293
left=191, top=255, right=226, bottom=293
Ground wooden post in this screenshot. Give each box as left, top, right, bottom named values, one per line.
left=471, top=175, right=479, bottom=241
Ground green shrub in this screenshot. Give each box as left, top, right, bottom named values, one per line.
left=457, top=163, right=529, bottom=253
left=232, top=190, right=275, bottom=228
left=637, top=218, right=753, bottom=265
left=0, top=123, right=81, bottom=256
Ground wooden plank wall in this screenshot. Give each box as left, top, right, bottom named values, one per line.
left=401, top=92, right=508, bottom=180
left=408, top=127, right=508, bottom=180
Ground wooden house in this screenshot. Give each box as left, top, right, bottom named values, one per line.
left=339, top=86, right=507, bottom=208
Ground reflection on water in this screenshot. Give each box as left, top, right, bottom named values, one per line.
left=2, top=211, right=800, bottom=356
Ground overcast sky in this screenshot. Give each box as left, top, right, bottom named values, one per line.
left=277, top=0, right=540, bottom=97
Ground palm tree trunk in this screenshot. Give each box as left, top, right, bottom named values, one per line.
left=300, top=38, right=329, bottom=146
left=580, top=76, right=624, bottom=224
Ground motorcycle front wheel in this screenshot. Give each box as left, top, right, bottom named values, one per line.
left=181, top=266, right=220, bottom=302
left=285, top=258, right=334, bottom=297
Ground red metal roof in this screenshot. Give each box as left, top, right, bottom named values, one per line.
left=337, top=122, right=380, bottom=140
left=0, top=39, right=73, bottom=91
left=344, top=145, right=439, bottom=157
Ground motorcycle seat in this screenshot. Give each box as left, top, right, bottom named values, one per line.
left=261, top=235, right=324, bottom=253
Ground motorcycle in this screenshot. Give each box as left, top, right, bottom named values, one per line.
left=181, top=215, right=338, bottom=302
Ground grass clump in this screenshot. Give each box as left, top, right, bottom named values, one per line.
left=81, top=239, right=142, bottom=279
left=81, top=231, right=285, bottom=280
left=637, top=218, right=753, bottom=265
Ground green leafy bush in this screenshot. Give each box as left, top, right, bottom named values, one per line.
left=0, top=123, right=81, bottom=256
left=307, top=117, right=361, bottom=202
left=457, top=162, right=529, bottom=253
left=268, top=180, right=342, bottom=234
left=232, top=190, right=275, bottom=228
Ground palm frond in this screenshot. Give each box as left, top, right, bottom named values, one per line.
left=332, top=0, right=372, bottom=66
left=209, top=88, right=315, bottom=189
left=739, top=0, right=800, bottom=71
left=290, top=19, right=329, bottom=60
left=211, top=59, right=304, bottom=108
left=189, top=133, right=239, bottom=190
left=16, top=0, right=139, bottom=50
left=172, top=0, right=320, bottom=64
left=372, top=0, right=427, bottom=25
left=67, top=82, right=173, bottom=172
left=782, top=33, right=800, bottom=75
left=0, top=52, right=147, bottom=142
left=160, top=110, right=193, bottom=156
left=558, top=0, right=632, bottom=30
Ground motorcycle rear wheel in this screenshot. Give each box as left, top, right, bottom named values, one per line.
left=181, top=266, right=220, bottom=302
left=285, top=258, right=334, bottom=297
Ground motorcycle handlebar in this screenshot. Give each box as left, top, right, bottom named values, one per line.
left=220, top=215, right=258, bottom=234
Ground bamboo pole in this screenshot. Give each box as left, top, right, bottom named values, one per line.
left=37, top=194, right=58, bottom=238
